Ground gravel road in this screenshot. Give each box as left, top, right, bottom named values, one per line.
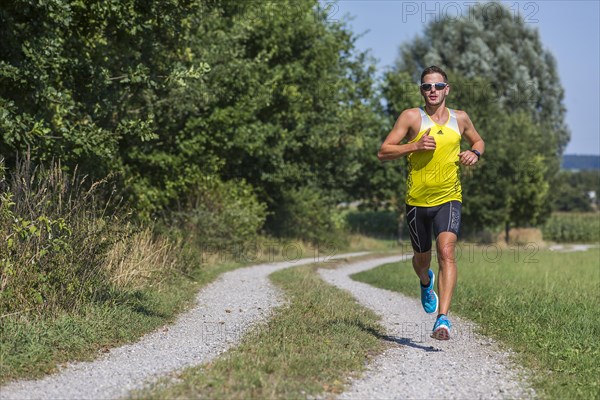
left=318, top=255, right=536, bottom=399
left=1, top=252, right=368, bottom=400
left=2, top=252, right=535, bottom=399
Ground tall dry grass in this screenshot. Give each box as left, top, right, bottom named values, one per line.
left=104, top=228, right=181, bottom=290
left=0, top=157, right=123, bottom=316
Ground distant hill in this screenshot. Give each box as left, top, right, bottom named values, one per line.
left=562, top=154, right=600, bottom=170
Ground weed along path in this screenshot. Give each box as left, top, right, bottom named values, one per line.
left=318, top=257, right=535, bottom=399
left=1, top=252, right=369, bottom=400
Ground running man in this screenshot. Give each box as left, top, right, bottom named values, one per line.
left=377, top=66, right=484, bottom=340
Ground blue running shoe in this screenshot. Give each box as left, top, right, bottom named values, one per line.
left=431, top=314, right=452, bottom=340
left=420, top=269, right=438, bottom=314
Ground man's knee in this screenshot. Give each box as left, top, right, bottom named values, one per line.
left=437, top=240, right=457, bottom=264
left=413, top=251, right=432, bottom=266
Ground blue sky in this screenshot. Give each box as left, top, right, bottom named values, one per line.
left=327, top=0, right=600, bottom=155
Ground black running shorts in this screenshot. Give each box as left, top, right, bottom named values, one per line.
left=405, top=200, right=462, bottom=254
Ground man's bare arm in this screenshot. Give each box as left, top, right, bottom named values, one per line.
left=378, top=109, right=435, bottom=161
left=456, top=110, right=485, bottom=166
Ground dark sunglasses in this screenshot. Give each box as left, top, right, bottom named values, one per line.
left=420, top=82, right=448, bottom=91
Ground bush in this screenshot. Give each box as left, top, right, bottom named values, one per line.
left=542, top=212, right=600, bottom=243
left=0, top=158, right=271, bottom=317
left=0, top=159, right=123, bottom=316
left=171, top=178, right=267, bottom=253
left=345, top=210, right=400, bottom=239
left=269, top=187, right=348, bottom=246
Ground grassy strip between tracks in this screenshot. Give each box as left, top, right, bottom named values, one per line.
left=351, top=246, right=600, bottom=399
left=134, top=257, right=388, bottom=399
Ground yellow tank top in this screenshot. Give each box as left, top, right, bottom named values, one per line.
left=406, top=107, right=462, bottom=206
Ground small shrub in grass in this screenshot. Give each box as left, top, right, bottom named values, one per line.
left=0, top=158, right=124, bottom=316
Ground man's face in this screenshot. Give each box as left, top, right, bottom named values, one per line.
left=420, top=73, right=449, bottom=106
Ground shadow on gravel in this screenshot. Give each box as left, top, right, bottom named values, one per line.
left=379, top=335, right=442, bottom=353
left=332, top=319, right=442, bottom=353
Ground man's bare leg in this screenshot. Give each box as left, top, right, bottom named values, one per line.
left=435, top=232, right=458, bottom=315
left=412, top=250, right=432, bottom=285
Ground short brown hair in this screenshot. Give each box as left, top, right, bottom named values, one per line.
left=421, top=66, right=448, bottom=84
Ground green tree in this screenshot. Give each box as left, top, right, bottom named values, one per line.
left=1, top=0, right=387, bottom=238
left=0, top=1, right=209, bottom=176
left=0, top=0, right=219, bottom=221
left=551, top=170, right=600, bottom=212
left=178, top=1, right=386, bottom=233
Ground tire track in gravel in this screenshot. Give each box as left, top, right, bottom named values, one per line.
left=318, top=255, right=536, bottom=400
left=1, top=252, right=369, bottom=400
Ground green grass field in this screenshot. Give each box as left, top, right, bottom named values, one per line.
left=352, top=246, right=600, bottom=399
